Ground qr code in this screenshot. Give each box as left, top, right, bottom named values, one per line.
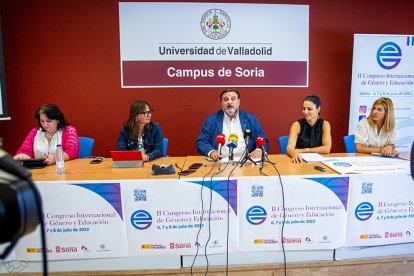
left=134, top=189, right=147, bottom=201
left=361, top=182, right=373, bottom=194
left=251, top=185, right=263, bottom=197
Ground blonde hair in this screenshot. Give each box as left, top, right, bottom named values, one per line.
left=367, top=97, right=395, bottom=132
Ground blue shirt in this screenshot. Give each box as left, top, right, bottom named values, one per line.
left=116, top=122, right=164, bottom=161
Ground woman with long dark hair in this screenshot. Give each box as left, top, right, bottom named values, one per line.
left=14, top=104, right=79, bottom=165
left=116, top=100, right=164, bottom=161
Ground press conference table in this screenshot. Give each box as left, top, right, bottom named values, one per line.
left=30, top=152, right=412, bottom=181
left=29, top=156, right=188, bottom=181
left=30, top=153, right=352, bottom=181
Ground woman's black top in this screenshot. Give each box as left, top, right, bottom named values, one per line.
left=295, top=118, right=324, bottom=149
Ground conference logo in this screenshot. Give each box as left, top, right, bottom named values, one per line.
left=26, top=248, right=37, bottom=253
left=376, top=42, right=402, bottom=70
left=211, top=239, right=222, bottom=248
left=55, top=246, right=78, bottom=253
left=355, top=202, right=374, bottom=221
left=96, top=243, right=110, bottom=252
left=26, top=247, right=52, bottom=253
left=254, top=239, right=277, bottom=244
left=169, top=242, right=191, bottom=249
left=384, top=231, right=403, bottom=238
left=141, top=243, right=166, bottom=250
left=282, top=237, right=302, bottom=244
left=360, top=233, right=381, bottom=239
left=201, top=9, right=231, bottom=40
left=130, top=210, right=153, bottom=230
left=246, top=206, right=267, bottom=225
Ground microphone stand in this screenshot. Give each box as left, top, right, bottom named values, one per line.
left=239, top=147, right=257, bottom=167
left=260, top=149, right=265, bottom=170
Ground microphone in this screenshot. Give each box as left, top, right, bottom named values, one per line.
left=216, top=134, right=226, bottom=156
left=227, top=133, right=238, bottom=161
left=256, top=136, right=267, bottom=156
left=243, top=129, right=252, bottom=150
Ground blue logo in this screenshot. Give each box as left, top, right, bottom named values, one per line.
left=333, top=162, right=352, bottom=167
left=355, top=202, right=374, bottom=221
left=130, top=210, right=152, bottom=230
left=377, top=42, right=402, bottom=70
left=359, top=115, right=366, bottom=121
left=246, top=206, right=267, bottom=225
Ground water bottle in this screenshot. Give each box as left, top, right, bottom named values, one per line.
left=55, top=144, right=65, bottom=174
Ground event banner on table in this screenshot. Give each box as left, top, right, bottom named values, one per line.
left=346, top=173, right=414, bottom=246
left=119, top=2, right=308, bottom=87
left=14, top=181, right=128, bottom=261
left=322, top=156, right=410, bottom=175
left=238, top=175, right=349, bottom=251
left=122, top=179, right=238, bottom=256
left=349, top=34, right=414, bottom=151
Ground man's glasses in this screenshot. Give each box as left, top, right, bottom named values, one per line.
left=139, top=110, right=153, bottom=117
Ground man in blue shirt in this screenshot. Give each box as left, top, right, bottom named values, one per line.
left=196, top=89, right=269, bottom=161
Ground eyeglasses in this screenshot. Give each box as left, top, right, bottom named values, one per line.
left=138, top=110, right=153, bottom=117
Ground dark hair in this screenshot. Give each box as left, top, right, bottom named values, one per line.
left=220, top=88, right=240, bottom=100
left=303, top=95, right=321, bottom=108
left=123, top=100, right=152, bottom=139
left=34, top=104, right=69, bottom=131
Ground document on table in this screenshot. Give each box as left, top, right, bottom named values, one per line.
left=322, top=156, right=410, bottom=174
left=299, top=153, right=337, bottom=163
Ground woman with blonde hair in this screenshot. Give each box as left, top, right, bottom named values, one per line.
left=355, top=97, right=398, bottom=156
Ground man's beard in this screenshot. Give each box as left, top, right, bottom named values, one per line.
left=224, top=107, right=238, bottom=117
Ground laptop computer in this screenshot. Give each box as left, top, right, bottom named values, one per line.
left=110, top=151, right=144, bottom=168
left=20, top=158, right=47, bottom=169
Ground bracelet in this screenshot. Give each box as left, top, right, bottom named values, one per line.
left=305, top=148, right=310, bottom=153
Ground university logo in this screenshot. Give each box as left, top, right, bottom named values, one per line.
left=246, top=206, right=267, bottom=225
left=376, top=42, right=402, bottom=70
left=355, top=202, right=374, bottom=221
left=130, top=210, right=152, bottom=230
left=201, top=9, right=231, bottom=40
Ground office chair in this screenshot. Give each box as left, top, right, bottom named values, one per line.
left=78, top=136, right=95, bottom=158
left=343, top=134, right=356, bottom=153
left=278, top=135, right=289, bottom=154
